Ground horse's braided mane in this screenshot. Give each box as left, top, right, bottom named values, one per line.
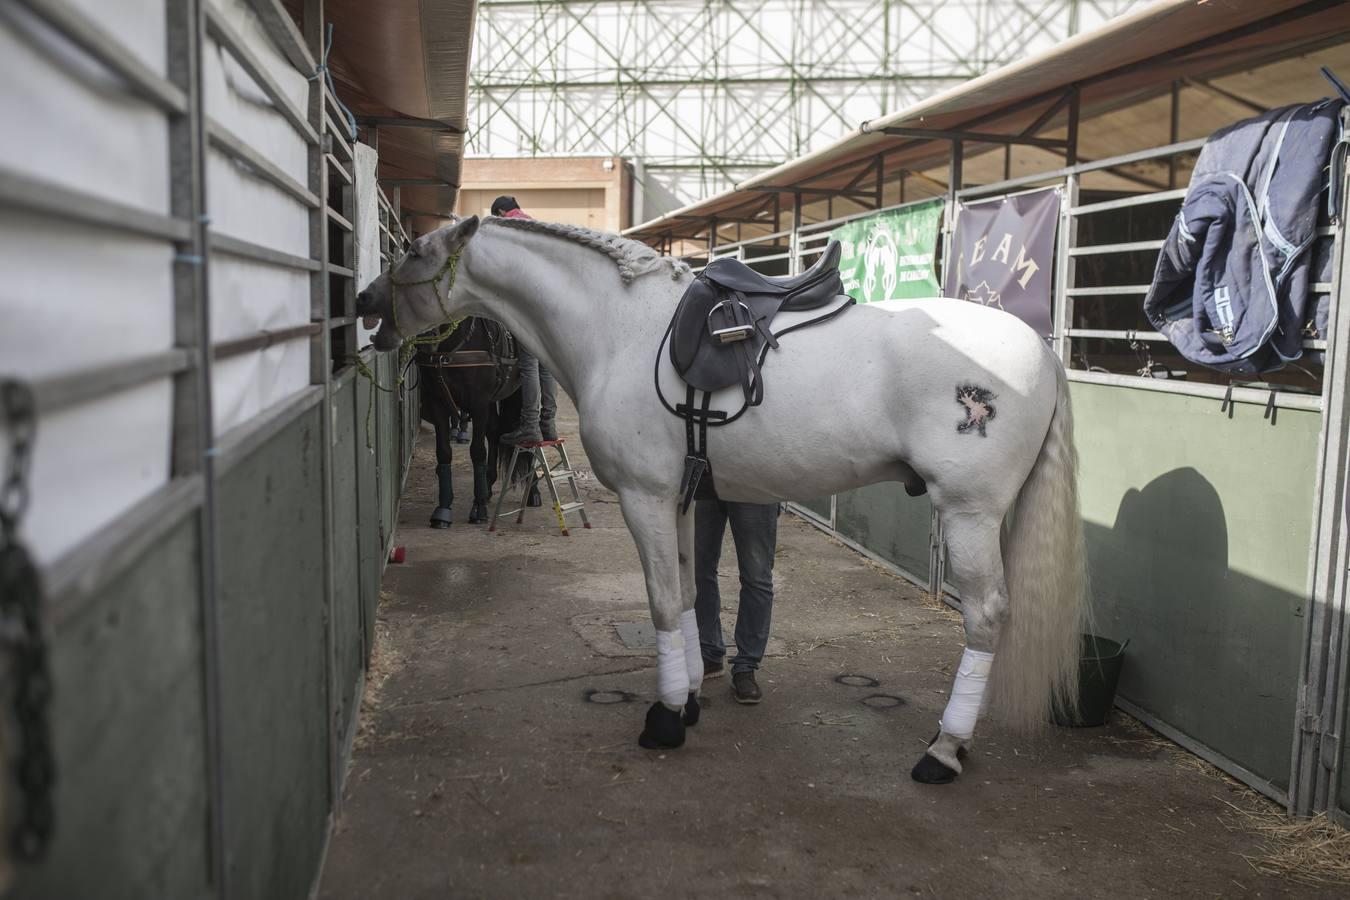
left=484, top=215, right=690, bottom=286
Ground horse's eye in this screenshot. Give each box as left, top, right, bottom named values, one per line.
left=408, top=247, right=420, bottom=259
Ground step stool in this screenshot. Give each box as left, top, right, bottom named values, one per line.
left=488, top=439, right=591, bottom=535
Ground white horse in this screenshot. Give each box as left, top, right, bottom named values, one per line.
left=357, top=215, right=1087, bottom=784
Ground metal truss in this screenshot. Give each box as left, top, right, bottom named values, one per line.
left=468, top=0, right=1148, bottom=209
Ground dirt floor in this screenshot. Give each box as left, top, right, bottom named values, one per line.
left=318, top=397, right=1341, bottom=900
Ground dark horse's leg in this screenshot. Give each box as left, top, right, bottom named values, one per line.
left=467, top=398, right=493, bottom=524
left=430, top=410, right=455, bottom=529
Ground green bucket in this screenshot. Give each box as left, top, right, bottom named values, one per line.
left=1053, top=634, right=1128, bottom=728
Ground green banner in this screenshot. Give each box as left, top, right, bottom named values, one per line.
left=829, top=200, right=943, bottom=302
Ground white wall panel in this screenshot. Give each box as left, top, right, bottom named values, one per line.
left=205, top=149, right=311, bottom=261
left=212, top=0, right=310, bottom=113
left=203, top=34, right=308, bottom=187
left=0, top=217, right=175, bottom=379
left=201, top=0, right=315, bottom=435
left=209, top=257, right=310, bottom=344
left=0, top=379, right=172, bottom=567
left=67, top=0, right=168, bottom=77
left=1, top=9, right=170, bottom=214
left=353, top=142, right=382, bottom=349
left=212, top=337, right=311, bottom=435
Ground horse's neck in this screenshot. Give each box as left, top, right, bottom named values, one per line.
left=462, top=229, right=676, bottom=401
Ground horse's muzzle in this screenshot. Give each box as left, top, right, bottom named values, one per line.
left=356, top=288, right=384, bottom=330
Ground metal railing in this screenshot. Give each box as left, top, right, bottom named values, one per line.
left=680, top=135, right=1341, bottom=414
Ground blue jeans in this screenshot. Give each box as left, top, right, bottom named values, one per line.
left=517, top=347, right=557, bottom=431
left=694, top=499, right=779, bottom=673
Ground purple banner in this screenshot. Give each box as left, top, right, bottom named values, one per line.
left=944, top=187, right=1060, bottom=336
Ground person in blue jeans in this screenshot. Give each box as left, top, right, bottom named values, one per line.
left=694, top=499, right=780, bottom=704
left=491, top=195, right=558, bottom=444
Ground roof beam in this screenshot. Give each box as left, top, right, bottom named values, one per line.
left=381, top=177, right=458, bottom=187
left=1181, top=78, right=1268, bottom=116
left=358, top=115, right=465, bottom=135
left=874, top=126, right=1068, bottom=150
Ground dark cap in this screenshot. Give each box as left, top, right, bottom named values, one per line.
left=490, top=195, right=520, bottom=216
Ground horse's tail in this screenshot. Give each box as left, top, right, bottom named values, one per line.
left=987, top=351, right=1088, bottom=732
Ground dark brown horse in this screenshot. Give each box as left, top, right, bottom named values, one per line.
left=417, top=317, right=522, bottom=526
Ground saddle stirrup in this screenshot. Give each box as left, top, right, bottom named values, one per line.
left=707, top=296, right=755, bottom=345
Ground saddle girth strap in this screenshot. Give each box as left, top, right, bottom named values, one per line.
left=676, top=386, right=723, bottom=514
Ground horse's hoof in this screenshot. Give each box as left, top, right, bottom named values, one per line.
left=527, top=488, right=542, bottom=508
left=455, top=431, right=469, bottom=443
left=430, top=507, right=452, bottom=529
left=911, top=753, right=959, bottom=785
left=638, top=702, right=686, bottom=749
left=468, top=503, right=488, bottom=524
left=682, top=692, right=700, bottom=726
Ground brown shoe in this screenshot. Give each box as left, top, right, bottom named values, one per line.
left=732, top=670, right=762, bottom=704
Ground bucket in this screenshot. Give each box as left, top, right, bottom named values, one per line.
left=1053, top=634, right=1128, bottom=727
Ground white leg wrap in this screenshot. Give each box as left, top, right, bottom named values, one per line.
left=679, top=609, right=703, bottom=693
left=939, top=648, right=994, bottom=740
left=655, top=629, right=689, bottom=709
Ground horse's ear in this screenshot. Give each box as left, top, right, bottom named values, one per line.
left=435, top=214, right=479, bottom=251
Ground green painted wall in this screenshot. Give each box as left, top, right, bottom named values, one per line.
left=333, top=376, right=365, bottom=740
left=1070, top=381, right=1319, bottom=791
left=835, top=483, right=932, bottom=579
left=355, top=365, right=384, bottom=660
left=375, top=353, right=400, bottom=551
left=797, top=495, right=832, bottom=520
left=216, top=406, right=330, bottom=900
left=13, top=517, right=211, bottom=900
left=803, top=380, right=1320, bottom=794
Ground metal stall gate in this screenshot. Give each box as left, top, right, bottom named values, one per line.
left=0, top=1, right=417, bottom=897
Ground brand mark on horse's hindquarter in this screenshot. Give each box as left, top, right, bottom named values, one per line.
left=955, top=384, right=997, bottom=437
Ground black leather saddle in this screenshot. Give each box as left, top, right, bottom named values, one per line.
left=659, top=241, right=854, bottom=512
left=670, top=241, right=845, bottom=399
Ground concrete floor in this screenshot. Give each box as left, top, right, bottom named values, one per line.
left=318, top=398, right=1335, bottom=900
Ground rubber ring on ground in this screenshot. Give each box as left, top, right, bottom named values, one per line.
left=584, top=688, right=638, bottom=705
left=834, top=673, right=880, bottom=688
left=860, top=693, right=905, bottom=709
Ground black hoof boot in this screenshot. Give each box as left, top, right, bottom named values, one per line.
left=682, top=692, right=700, bottom=727
left=430, top=507, right=452, bottom=529
left=468, top=501, right=488, bottom=524
left=638, top=702, right=686, bottom=749
left=911, top=753, right=959, bottom=785
left=527, top=486, right=542, bottom=508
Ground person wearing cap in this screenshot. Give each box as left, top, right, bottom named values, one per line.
left=490, top=195, right=558, bottom=444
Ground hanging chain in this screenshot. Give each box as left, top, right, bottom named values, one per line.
left=0, top=380, right=54, bottom=861
left=1129, top=336, right=1158, bottom=379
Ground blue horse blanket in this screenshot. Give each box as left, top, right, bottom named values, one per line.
left=1143, top=98, right=1346, bottom=376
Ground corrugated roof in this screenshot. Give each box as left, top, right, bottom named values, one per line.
left=625, top=0, right=1350, bottom=241
left=284, top=0, right=477, bottom=218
